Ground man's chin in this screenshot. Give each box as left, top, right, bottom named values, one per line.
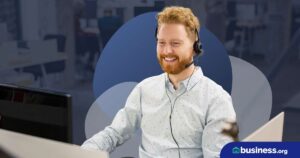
left=162, top=66, right=184, bottom=75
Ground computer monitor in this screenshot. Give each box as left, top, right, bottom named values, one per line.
left=0, top=129, right=108, bottom=158
left=243, top=112, right=284, bottom=141
left=0, top=83, right=72, bottom=143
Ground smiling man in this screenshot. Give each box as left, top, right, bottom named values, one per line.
left=82, top=6, right=236, bottom=158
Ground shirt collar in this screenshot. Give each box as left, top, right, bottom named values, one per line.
left=165, top=66, right=203, bottom=92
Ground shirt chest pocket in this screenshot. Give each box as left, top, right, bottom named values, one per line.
left=140, top=99, right=171, bottom=136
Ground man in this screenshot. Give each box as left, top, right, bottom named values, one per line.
left=82, top=6, right=236, bottom=158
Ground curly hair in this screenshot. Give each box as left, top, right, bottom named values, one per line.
left=156, top=6, right=200, bottom=40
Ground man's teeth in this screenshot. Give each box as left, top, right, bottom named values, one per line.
left=164, top=57, right=176, bottom=61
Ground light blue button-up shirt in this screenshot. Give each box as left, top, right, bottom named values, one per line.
left=82, top=67, right=236, bottom=158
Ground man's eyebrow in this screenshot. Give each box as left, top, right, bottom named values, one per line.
left=156, top=38, right=165, bottom=41
left=170, top=39, right=184, bottom=42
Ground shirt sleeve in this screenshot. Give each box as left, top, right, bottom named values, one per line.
left=202, top=87, right=237, bottom=158
left=81, top=85, right=142, bottom=153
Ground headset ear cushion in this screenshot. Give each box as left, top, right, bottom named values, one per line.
left=193, top=41, right=202, bottom=55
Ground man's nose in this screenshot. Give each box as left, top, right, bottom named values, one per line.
left=163, top=44, right=173, bottom=54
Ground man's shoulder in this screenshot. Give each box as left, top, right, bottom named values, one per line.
left=201, top=76, right=230, bottom=96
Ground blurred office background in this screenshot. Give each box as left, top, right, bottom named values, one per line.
left=0, top=0, right=300, bottom=146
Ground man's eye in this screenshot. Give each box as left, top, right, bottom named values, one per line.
left=158, top=42, right=165, bottom=45
left=172, top=42, right=180, bottom=46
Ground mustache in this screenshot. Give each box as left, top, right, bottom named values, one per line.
left=159, top=54, right=179, bottom=59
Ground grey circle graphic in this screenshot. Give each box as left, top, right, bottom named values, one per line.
left=85, top=82, right=140, bottom=158
left=230, top=56, right=272, bottom=139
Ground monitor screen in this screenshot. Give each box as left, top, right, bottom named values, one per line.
left=0, top=84, right=72, bottom=143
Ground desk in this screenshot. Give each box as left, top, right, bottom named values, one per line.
left=0, top=40, right=67, bottom=71
left=0, top=40, right=68, bottom=86
left=0, top=129, right=108, bottom=158
left=0, top=53, right=67, bottom=72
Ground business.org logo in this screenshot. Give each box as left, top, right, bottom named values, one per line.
left=231, top=146, right=288, bottom=155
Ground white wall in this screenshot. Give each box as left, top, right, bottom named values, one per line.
left=38, top=0, right=58, bottom=38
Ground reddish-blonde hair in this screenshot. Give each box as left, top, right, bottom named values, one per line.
left=156, top=6, right=200, bottom=40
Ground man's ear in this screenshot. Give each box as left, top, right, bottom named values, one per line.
left=193, top=52, right=197, bottom=57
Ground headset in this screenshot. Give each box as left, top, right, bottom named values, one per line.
left=164, top=67, right=196, bottom=158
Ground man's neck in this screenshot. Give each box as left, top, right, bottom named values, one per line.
left=168, top=65, right=196, bottom=90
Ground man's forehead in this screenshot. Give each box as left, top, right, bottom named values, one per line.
left=157, top=23, right=189, bottom=40
left=158, top=23, right=187, bottom=32
left=156, top=37, right=184, bottom=42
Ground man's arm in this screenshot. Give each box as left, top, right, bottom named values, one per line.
left=81, top=85, right=142, bottom=153
left=202, top=89, right=236, bottom=158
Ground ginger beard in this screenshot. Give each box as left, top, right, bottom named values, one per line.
left=157, top=52, right=193, bottom=74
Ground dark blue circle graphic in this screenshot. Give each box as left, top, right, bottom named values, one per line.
left=93, top=12, right=232, bottom=98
